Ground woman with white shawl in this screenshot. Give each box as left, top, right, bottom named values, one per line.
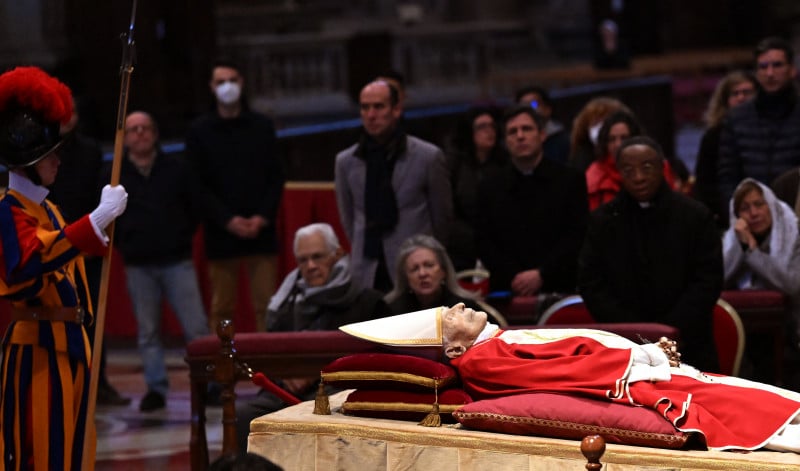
left=723, top=178, right=800, bottom=294
left=723, top=178, right=800, bottom=367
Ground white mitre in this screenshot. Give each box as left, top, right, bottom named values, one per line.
left=339, top=307, right=445, bottom=346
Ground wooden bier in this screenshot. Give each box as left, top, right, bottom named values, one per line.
left=249, top=391, right=800, bottom=471
left=184, top=321, right=679, bottom=470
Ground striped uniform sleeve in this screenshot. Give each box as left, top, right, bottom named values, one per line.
left=0, top=206, right=101, bottom=292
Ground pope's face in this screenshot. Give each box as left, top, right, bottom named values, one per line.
left=442, top=303, right=488, bottom=359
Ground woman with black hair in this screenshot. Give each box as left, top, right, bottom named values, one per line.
left=445, top=106, right=508, bottom=270
left=585, top=110, right=644, bottom=210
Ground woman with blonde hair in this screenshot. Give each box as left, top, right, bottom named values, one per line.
left=693, top=71, right=757, bottom=227
left=569, top=96, right=632, bottom=171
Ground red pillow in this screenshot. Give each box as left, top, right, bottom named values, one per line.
left=453, top=393, right=692, bottom=449
left=321, top=353, right=457, bottom=391
left=343, top=388, right=472, bottom=423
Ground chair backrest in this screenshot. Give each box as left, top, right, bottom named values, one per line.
left=456, top=268, right=490, bottom=298
left=712, top=298, right=745, bottom=377
left=537, top=295, right=596, bottom=325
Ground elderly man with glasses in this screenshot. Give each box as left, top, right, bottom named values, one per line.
left=235, top=222, right=390, bottom=454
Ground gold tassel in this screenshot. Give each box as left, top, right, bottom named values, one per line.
left=418, top=386, right=442, bottom=427
left=313, top=380, right=330, bottom=415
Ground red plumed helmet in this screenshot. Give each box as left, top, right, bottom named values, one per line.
left=0, top=66, right=74, bottom=168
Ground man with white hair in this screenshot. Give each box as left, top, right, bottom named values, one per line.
left=238, top=222, right=390, bottom=453
left=266, top=222, right=390, bottom=330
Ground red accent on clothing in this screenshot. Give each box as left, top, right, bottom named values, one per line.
left=630, top=374, right=800, bottom=450
left=586, top=155, right=621, bottom=211
left=10, top=205, right=44, bottom=270
left=585, top=154, right=678, bottom=211
left=452, top=334, right=633, bottom=400
left=453, top=333, right=800, bottom=451
left=63, top=215, right=106, bottom=257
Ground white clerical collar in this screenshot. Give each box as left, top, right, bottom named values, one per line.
left=8, top=172, right=49, bottom=204
left=638, top=201, right=652, bottom=208
left=475, top=323, right=500, bottom=344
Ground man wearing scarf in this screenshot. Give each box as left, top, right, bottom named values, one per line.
left=266, top=223, right=389, bottom=331
left=237, top=223, right=389, bottom=453
left=335, top=80, right=453, bottom=292
left=719, top=36, right=800, bottom=210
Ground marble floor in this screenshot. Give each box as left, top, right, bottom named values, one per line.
left=94, top=343, right=259, bottom=470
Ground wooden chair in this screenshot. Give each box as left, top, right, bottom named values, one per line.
left=713, top=298, right=746, bottom=377
left=538, top=295, right=746, bottom=377
left=537, top=295, right=595, bottom=325
left=719, top=289, right=787, bottom=384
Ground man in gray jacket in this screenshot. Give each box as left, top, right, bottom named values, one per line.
left=335, top=80, right=453, bottom=291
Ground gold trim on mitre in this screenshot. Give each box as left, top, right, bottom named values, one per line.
left=339, top=307, right=444, bottom=346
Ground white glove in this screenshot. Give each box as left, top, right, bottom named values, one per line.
left=627, top=343, right=671, bottom=384
left=90, top=184, right=128, bottom=230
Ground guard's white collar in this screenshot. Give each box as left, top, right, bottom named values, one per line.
left=8, top=172, right=49, bottom=204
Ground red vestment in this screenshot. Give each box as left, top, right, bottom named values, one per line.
left=452, top=330, right=800, bottom=450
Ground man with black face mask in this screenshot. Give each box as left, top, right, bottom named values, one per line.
left=186, top=59, right=285, bottom=334
left=718, top=36, right=800, bottom=213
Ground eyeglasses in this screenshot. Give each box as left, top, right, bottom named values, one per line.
left=125, top=124, right=155, bottom=134
left=296, top=251, right=333, bottom=266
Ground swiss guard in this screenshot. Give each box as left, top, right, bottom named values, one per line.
left=0, top=66, right=127, bottom=471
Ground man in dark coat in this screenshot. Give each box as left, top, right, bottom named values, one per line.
left=185, top=59, right=284, bottom=333
left=579, top=136, right=723, bottom=373
left=476, top=105, right=588, bottom=295
left=718, top=36, right=800, bottom=209
left=236, top=222, right=389, bottom=453
left=107, top=111, right=209, bottom=412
